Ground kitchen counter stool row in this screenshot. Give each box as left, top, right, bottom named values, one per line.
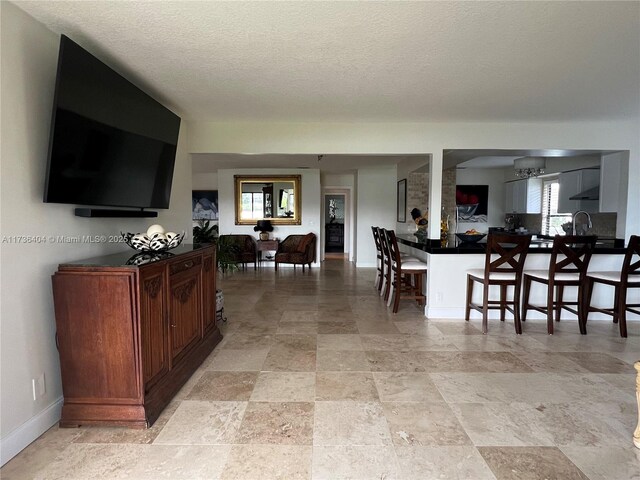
left=372, top=226, right=428, bottom=313
left=465, top=233, right=639, bottom=337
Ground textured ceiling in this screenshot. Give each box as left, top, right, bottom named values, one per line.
left=14, top=1, right=640, bottom=123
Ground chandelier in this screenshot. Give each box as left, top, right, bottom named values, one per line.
left=514, top=157, right=546, bottom=178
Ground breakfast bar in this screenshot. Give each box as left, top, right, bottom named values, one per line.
left=396, top=234, right=635, bottom=322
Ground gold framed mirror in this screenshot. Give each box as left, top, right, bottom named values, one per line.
left=234, top=175, right=302, bottom=225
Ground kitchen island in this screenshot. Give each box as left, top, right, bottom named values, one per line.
left=396, top=234, right=635, bottom=322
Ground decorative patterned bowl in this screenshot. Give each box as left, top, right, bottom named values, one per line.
left=455, top=233, right=486, bottom=244
left=121, top=231, right=185, bottom=252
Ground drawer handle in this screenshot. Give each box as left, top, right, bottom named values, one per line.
left=184, top=261, right=194, bottom=269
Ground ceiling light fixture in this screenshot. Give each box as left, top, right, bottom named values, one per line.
left=514, top=157, right=546, bottom=178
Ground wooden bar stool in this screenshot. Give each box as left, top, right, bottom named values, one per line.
left=522, top=235, right=597, bottom=335
left=465, top=233, right=532, bottom=334
left=585, top=235, right=640, bottom=337
left=377, top=227, right=418, bottom=301
left=371, top=226, right=384, bottom=293
left=383, top=229, right=428, bottom=313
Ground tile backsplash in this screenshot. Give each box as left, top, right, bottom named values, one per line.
left=519, top=213, right=617, bottom=237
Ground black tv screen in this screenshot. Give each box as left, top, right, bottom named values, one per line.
left=44, top=35, right=181, bottom=210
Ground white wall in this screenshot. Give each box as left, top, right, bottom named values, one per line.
left=188, top=120, right=640, bottom=240
left=192, top=172, right=219, bottom=190
left=456, top=167, right=506, bottom=233
left=216, top=168, right=322, bottom=263
left=0, top=3, right=192, bottom=464
left=321, top=173, right=355, bottom=188
left=356, top=167, right=397, bottom=267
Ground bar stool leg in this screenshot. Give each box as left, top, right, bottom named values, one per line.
left=522, top=276, right=531, bottom=322
left=578, top=283, right=587, bottom=335
left=417, top=273, right=425, bottom=307
left=482, top=283, right=489, bottom=334
left=547, top=282, right=555, bottom=335
left=613, top=285, right=621, bottom=324
left=499, top=285, right=507, bottom=321
left=513, top=282, right=523, bottom=335
left=555, top=285, right=564, bottom=322
left=465, top=276, right=473, bottom=321
left=584, top=277, right=595, bottom=332
left=618, top=286, right=628, bottom=338
left=392, top=271, right=402, bottom=313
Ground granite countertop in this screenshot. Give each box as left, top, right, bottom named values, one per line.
left=396, top=234, right=626, bottom=255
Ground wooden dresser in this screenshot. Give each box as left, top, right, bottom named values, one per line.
left=51, top=244, right=222, bottom=428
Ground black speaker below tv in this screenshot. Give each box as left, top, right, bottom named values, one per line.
left=44, top=35, right=181, bottom=216
left=74, top=208, right=159, bottom=218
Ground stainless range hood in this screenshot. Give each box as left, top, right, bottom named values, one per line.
left=569, top=186, right=600, bottom=201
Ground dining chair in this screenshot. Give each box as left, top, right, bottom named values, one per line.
left=465, top=233, right=532, bottom=334
left=584, top=235, right=639, bottom=337
left=522, top=235, right=597, bottom=335
left=383, top=229, right=428, bottom=313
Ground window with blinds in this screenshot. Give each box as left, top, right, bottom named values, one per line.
left=541, top=179, right=572, bottom=235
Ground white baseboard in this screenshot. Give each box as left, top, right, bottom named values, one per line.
left=1, top=397, right=62, bottom=466
left=355, top=262, right=376, bottom=268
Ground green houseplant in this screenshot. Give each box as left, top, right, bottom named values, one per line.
left=215, top=235, right=240, bottom=273
left=193, top=220, right=218, bottom=244
left=193, top=220, right=237, bottom=272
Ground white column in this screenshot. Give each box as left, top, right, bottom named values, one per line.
left=428, top=150, right=443, bottom=240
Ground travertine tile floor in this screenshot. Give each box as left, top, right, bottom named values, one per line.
left=3, top=259, right=640, bottom=479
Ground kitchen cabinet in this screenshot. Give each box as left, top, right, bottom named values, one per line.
left=599, top=155, right=623, bottom=213
left=558, top=168, right=599, bottom=213
left=52, top=245, right=221, bottom=428
left=504, top=178, right=542, bottom=214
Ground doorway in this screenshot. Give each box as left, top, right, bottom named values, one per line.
left=324, top=194, right=346, bottom=254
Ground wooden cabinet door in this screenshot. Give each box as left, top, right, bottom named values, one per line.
left=139, top=264, right=169, bottom=392
left=168, top=256, right=203, bottom=364
left=202, top=250, right=216, bottom=333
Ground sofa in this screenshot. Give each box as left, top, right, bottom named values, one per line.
left=274, top=233, right=316, bottom=271
left=218, top=234, right=257, bottom=270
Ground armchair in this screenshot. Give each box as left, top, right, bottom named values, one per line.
left=218, top=234, right=257, bottom=270
left=274, top=233, right=316, bottom=271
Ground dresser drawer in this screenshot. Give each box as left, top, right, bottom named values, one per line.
left=169, top=255, right=202, bottom=276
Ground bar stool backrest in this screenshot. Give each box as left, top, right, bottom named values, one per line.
left=549, top=235, right=597, bottom=279
left=622, top=235, right=640, bottom=285
left=384, top=229, right=402, bottom=266
left=371, top=226, right=382, bottom=259
left=378, top=227, right=390, bottom=262
left=484, top=233, right=532, bottom=281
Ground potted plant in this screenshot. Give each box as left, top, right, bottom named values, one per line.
left=193, top=220, right=218, bottom=244
left=215, top=235, right=240, bottom=273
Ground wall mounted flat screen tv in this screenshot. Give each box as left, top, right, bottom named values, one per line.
left=44, top=35, right=181, bottom=211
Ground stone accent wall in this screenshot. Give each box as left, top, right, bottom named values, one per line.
left=441, top=167, right=457, bottom=225
left=407, top=172, right=429, bottom=219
